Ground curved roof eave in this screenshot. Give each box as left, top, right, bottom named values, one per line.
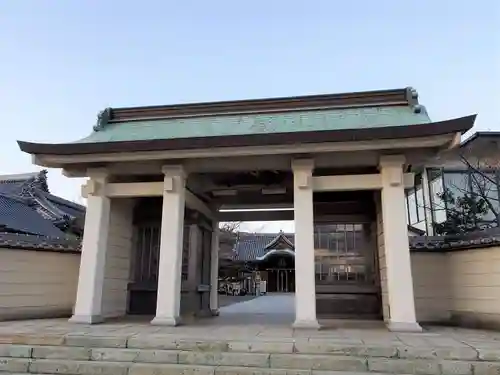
left=18, top=115, right=476, bottom=156
left=255, top=249, right=296, bottom=261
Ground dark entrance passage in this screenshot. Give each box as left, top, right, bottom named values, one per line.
left=313, top=223, right=380, bottom=318
left=267, top=269, right=294, bottom=293
left=311, top=191, right=381, bottom=319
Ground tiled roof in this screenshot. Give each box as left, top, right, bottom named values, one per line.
left=0, top=194, right=66, bottom=237
left=0, top=232, right=80, bottom=252
left=0, top=170, right=85, bottom=238
left=409, top=230, right=500, bottom=251
left=75, top=105, right=431, bottom=144
left=233, top=232, right=294, bottom=261
left=45, top=194, right=85, bottom=218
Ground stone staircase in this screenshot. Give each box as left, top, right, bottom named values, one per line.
left=0, top=332, right=499, bottom=375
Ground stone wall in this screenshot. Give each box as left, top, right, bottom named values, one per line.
left=0, top=248, right=80, bottom=320
left=101, top=199, right=134, bottom=318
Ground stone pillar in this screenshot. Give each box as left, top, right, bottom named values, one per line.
left=291, top=159, right=319, bottom=329
left=379, top=155, right=422, bottom=332
left=69, top=169, right=110, bottom=324
left=151, top=165, right=186, bottom=326
left=210, top=220, right=220, bottom=315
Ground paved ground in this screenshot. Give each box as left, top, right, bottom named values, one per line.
left=0, top=294, right=499, bottom=352
left=1, top=317, right=500, bottom=348
left=220, top=293, right=294, bottom=314
left=1, top=296, right=500, bottom=374
left=218, top=294, right=257, bottom=308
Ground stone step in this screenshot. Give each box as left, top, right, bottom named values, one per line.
left=0, top=336, right=499, bottom=375
left=1, top=350, right=500, bottom=374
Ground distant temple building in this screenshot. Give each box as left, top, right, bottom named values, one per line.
left=0, top=171, right=84, bottom=251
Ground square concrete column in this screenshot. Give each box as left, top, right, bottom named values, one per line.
left=292, top=159, right=320, bottom=329
left=379, top=155, right=422, bottom=332
left=151, top=165, right=186, bottom=326
left=69, top=169, right=110, bottom=324
left=210, top=220, right=220, bottom=316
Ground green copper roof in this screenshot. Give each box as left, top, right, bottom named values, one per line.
left=75, top=105, right=431, bottom=144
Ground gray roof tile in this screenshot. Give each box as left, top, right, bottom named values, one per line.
left=0, top=194, right=67, bottom=237
left=0, top=170, right=85, bottom=238
left=0, top=232, right=80, bottom=252
left=233, top=232, right=295, bottom=261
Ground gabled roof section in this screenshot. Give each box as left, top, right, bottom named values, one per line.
left=232, top=232, right=295, bottom=261
left=0, top=171, right=48, bottom=196
left=460, top=131, right=500, bottom=150
left=0, top=171, right=85, bottom=219
left=18, top=87, right=477, bottom=155
left=0, top=170, right=85, bottom=238
left=0, top=194, right=66, bottom=237
left=264, top=231, right=295, bottom=250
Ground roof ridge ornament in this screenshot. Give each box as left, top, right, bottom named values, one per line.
left=412, top=104, right=426, bottom=114
left=93, top=108, right=112, bottom=132
left=34, top=170, right=49, bottom=192
left=405, top=87, right=419, bottom=106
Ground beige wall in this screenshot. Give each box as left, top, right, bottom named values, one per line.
left=411, top=246, right=500, bottom=329
left=448, top=247, right=500, bottom=329
left=0, top=248, right=80, bottom=321
left=101, top=198, right=134, bottom=318
left=411, top=252, right=450, bottom=322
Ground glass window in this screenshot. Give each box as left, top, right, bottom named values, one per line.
left=313, top=223, right=373, bottom=285
left=443, top=172, right=469, bottom=199
left=416, top=187, right=425, bottom=222
left=470, top=172, right=499, bottom=222
left=407, top=190, right=418, bottom=224
left=405, top=195, right=410, bottom=224
left=428, top=169, right=446, bottom=224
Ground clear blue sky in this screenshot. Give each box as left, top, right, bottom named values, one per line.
left=1, top=1, right=498, bottom=232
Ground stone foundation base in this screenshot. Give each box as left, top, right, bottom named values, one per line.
left=210, top=309, right=220, bottom=316
left=387, top=321, right=422, bottom=332
left=292, top=319, right=320, bottom=330
left=68, top=314, right=104, bottom=324
left=150, top=316, right=182, bottom=326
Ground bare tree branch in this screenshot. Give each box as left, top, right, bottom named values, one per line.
left=219, top=221, right=242, bottom=233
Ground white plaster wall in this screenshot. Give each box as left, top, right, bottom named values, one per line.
left=411, top=252, right=451, bottom=322
left=448, top=247, right=500, bottom=328
left=0, top=248, right=80, bottom=320
left=101, top=198, right=134, bottom=318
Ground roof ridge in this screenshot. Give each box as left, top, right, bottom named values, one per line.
left=44, top=193, right=85, bottom=211
left=0, top=172, right=39, bottom=182
left=32, top=191, right=68, bottom=220
left=94, top=87, right=420, bottom=129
